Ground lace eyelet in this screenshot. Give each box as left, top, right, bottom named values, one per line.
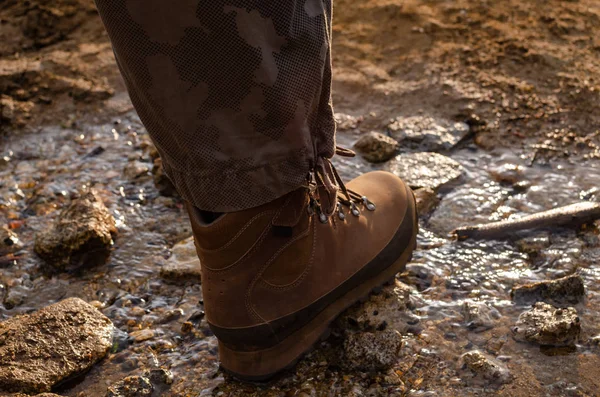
left=337, top=202, right=346, bottom=220
left=362, top=196, right=376, bottom=211
left=351, top=203, right=360, bottom=217
left=319, top=212, right=329, bottom=224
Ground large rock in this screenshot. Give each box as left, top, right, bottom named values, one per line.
left=512, top=302, right=580, bottom=346
left=511, top=274, right=585, bottom=306
left=458, top=350, right=511, bottom=386
left=386, top=152, right=464, bottom=190
left=353, top=131, right=398, bottom=163
left=34, top=192, right=117, bottom=271
left=388, top=116, right=470, bottom=151
left=159, top=237, right=201, bottom=284
left=0, top=298, right=113, bottom=393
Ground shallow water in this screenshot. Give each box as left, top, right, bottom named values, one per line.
left=1, top=113, right=600, bottom=395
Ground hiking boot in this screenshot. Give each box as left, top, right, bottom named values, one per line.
left=186, top=170, right=418, bottom=380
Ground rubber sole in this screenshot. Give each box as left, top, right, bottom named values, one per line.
left=219, top=194, right=418, bottom=381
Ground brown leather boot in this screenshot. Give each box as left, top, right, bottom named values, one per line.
left=186, top=170, right=417, bottom=380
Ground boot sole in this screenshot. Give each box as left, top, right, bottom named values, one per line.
left=219, top=190, right=418, bottom=381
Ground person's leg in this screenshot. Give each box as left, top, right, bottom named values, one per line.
left=94, top=0, right=418, bottom=380
left=94, top=0, right=335, bottom=212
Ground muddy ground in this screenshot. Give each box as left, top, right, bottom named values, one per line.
left=2, top=0, right=600, bottom=396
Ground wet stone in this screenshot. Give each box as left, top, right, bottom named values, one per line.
left=516, top=234, right=551, bottom=256
left=386, top=152, right=464, bottom=190
left=159, top=237, right=201, bottom=284
left=34, top=192, right=117, bottom=272
left=129, top=329, right=155, bottom=343
left=337, top=282, right=418, bottom=334
left=0, top=226, right=20, bottom=256
left=106, top=375, right=153, bottom=397
left=334, top=112, right=361, bottom=131
left=512, top=302, right=580, bottom=346
left=123, top=161, right=150, bottom=180
left=388, top=116, right=470, bottom=151
left=342, top=329, right=402, bottom=372
left=353, top=131, right=398, bottom=163
left=463, top=301, right=501, bottom=332
left=145, top=368, right=173, bottom=395
left=112, top=327, right=133, bottom=353
left=458, top=350, right=512, bottom=386
left=511, top=274, right=585, bottom=306
left=488, top=163, right=526, bottom=185
left=0, top=298, right=113, bottom=393
left=413, top=187, right=439, bottom=217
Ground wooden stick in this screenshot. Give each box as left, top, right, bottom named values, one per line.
left=452, top=202, right=600, bottom=240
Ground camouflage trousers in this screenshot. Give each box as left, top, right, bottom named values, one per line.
left=94, top=0, right=336, bottom=211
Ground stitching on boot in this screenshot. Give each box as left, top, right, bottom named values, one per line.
left=202, top=211, right=277, bottom=272
left=244, top=202, right=288, bottom=323
left=201, top=210, right=276, bottom=253
left=258, top=219, right=316, bottom=291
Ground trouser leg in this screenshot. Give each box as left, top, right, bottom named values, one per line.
left=94, top=0, right=336, bottom=211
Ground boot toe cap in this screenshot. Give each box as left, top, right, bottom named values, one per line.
left=346, top=171, right=413, bottom=220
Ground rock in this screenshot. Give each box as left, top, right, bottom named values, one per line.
left=588, top=335, right=600, bottom=346
left=388, top=116, right=470, bottom=151
left=145, top=368, right=173, bottom=386
left=401, top=263, right=436, bottom=291
left=106, top=368, right=172, bottom=397
left=335, top=113, right=361, bottom=131
left=144, top=368, right=173, bottom=395
left=488, top=163, right=526, bottom=185
left=386, top=152, right=464, bottom=190
left=159, top=237, right=201, bottom=284
left=0, top=95, right=34, bottom=129
left=130, top=329, right=155, bottom=343
left=342, top=329, right=402, bottom=372
left=156, top=309, right=184, bottom=324
left=152, top=158, right=177, bottom=197
left=34, top=192, right=117, bottom=271
left=413, top=187, right=439, bottom=217
left=458, top=351, right=512, bottom=386
left=516, top=234, right=551, bottom=256
left=0, top=226, right=20, bottom=256
left=106, top=376, right=153, bottom=397
left=511, top=274, right=585, bottom=306
left=337, top=282, right=418, bottom=334
left=123, top=161, right=150, bottom=180
left=0, top=298, right=113, bottom=393
left=112, top=327, right=133, bottom=353
left=512, top=302, right=580, bottom=346
left=463, top=301, right=501, bottom=332
left=353, top=131, right=398, bottom=163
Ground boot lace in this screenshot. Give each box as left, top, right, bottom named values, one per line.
left=307, top=147, right=376, bottom=224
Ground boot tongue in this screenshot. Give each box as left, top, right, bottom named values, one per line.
left=272, top=188, right=309, bottom=227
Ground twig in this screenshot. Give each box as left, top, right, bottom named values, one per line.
left=452, top=202, right=600, bottom=240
